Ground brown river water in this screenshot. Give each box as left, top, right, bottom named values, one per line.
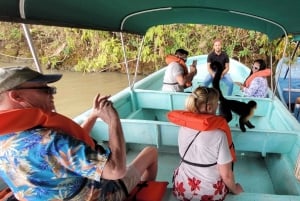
left=0, top=62, right=144, bottom=118
left=46, top=70, right=145, bottom=118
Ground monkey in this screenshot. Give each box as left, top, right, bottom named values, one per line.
left=211, top=61, right=257, bottom=132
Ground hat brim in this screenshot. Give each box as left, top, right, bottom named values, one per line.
left=29, top=74, right=62, bottom=83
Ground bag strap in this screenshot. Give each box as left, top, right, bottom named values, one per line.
left=179, top=131, right=201, bottom=165
left=180, top=131, right=217, bottom=167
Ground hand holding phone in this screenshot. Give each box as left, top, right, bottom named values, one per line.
left=191, top=60, right=197, bottom=75
left=192, top=60, right=197, bottom=66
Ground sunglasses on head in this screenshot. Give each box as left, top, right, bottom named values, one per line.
left=176, top=55, right=187, bottom=62
left=11, top=86, right=57, bottom=95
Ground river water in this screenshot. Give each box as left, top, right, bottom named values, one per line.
left=47, top=70, right=145, bottom=118
left=0, top=61, right=144, bottom=118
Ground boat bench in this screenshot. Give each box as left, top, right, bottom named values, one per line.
left=231, top=129, right=298, bottom=156
left=77, top=89, right=297, bottom=156
left=133, top=89, right=273, bottom=117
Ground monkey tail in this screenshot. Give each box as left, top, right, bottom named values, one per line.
left=212, top=64, right=225, bottom=101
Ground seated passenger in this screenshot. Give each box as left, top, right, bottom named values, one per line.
left=204, top=39, right=234, bottom=96
left=170, top=86, right=243, bottom=200
left=236, top=59, right=271, bottom=98
left=0, top=66, right=158, bottom=201
left=162, top=48, right=197, bottom=92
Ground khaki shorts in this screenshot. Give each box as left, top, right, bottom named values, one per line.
left=70, top=165, right=141, bottom=201
left=120, top=165, right=141, bottom=194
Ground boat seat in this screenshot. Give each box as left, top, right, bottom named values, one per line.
left=133, top=89, right=272, bottom=117
left=231, top=128, right=298, bottom=156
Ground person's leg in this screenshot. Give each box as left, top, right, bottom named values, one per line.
left=222, top=74, right=234, bottom=96
left=118, top=146, right=158, bottom=199
left=130, top=146, right=158, bottom=181
left=203, top=74, right=213, bottom=87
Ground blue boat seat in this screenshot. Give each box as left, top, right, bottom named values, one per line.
left=133, top=89, right=272, bottom=117
left=77, top=89, right=296, bottom=156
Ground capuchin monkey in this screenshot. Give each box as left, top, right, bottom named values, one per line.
left=211, top=61, right=257, bottom=132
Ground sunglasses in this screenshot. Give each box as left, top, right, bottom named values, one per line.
left=176, top=55, right=187, bottom=62
left=252, top=65, right=260, bottom=70
left=11, top=86, right=57, bottom=95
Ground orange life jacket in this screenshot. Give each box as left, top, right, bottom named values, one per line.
left=167, top=110, right=236, bottom=162
left=0, top=108, right=95, bottom=149
left=244, top=68, right=271, bottom=88
left=165, top=55, right=192, bottom=87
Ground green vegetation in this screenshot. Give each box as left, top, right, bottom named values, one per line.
left=0, top=22, right=299, bottom=74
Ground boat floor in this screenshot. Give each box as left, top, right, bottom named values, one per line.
left=126, top=146, right=299, bottom=201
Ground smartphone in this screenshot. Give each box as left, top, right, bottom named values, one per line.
left=192, top=60, right=197, bottom=66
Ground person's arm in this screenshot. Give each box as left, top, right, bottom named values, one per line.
left=176, top=72, right=196, bottom=88
left=217, top=130, right=243, bottom=194
left=241, top=77, right=262, bottom=97
left=222, top=62, right=230, bottom=77
left=81, top=94, right=103, bottom=134
left=218, top=163, right=244, bottom=194
left=175, top=64, right=197, bottom=88
left=207, top=62, right=214, bottom=76
left=83, top=94, right=126, bottom=179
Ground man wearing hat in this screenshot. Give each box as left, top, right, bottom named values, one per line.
left=0, top=66, right=158, bottom=201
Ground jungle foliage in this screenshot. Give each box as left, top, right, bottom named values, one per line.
left=0, top=22, right=299, bottom=75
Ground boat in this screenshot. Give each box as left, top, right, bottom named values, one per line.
left=2, top=1, right=300, bottom=201
left=275, top=56, right=300, bottom=120
left=73, top=54, right=300, bottom=200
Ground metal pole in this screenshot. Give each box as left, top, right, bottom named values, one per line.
left=21, top=24, right=42, bottom=73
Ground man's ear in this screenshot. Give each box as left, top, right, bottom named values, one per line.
left=7, top=91, right=23, bottom=102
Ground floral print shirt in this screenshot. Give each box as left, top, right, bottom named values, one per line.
left=0, top=128, right=118, bottom=201
left=243, top=77, right=268, bottom=98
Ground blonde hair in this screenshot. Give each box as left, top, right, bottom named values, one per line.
left=185, top=86, right=219, bottom=113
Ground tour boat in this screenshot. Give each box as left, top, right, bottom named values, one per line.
left=1, top=1, right=300, bottom=200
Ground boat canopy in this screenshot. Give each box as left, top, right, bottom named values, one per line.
left=1, top=0, right=300, bottom=40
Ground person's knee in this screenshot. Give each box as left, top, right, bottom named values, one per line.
left=143, top=146, right=158, bottom=159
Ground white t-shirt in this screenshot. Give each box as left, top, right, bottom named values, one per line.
left=173, top=127, right=232, bottom=200
left=162, top=62, right=184, bottom=92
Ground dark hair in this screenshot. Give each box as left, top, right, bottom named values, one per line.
left=175, top=48, right=189, bottom=56
left=254, top=59, right=266, bottom=70
left=244, top=59, right=267, bottom=83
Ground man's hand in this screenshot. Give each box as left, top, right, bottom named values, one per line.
left=190, top=65, right=197, bottom=75
left=91, top=94, right=119, bottom=125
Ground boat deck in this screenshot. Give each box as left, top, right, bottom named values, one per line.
left=126, top=145, right=299, bottom=201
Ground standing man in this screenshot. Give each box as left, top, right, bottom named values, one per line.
left=204, top=39, right=233, bottom=96
left=162, top=48, right=197, bottom=92
left=0, top=66, right=158, bottom=201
